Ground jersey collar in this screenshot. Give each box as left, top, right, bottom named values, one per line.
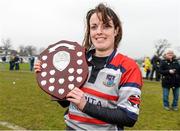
left=86, top=49, right=117, bottom=66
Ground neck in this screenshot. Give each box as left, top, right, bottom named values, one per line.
left=95, top=48, right=114, bottom=57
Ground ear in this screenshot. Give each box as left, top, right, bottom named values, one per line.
left=114, top=27, right=119, bottom=37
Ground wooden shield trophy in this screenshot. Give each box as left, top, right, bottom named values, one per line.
left=36, top=40, right=88, bottom=99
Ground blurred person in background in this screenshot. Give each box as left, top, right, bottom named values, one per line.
left=9, top=54, right=15, bottom=70
left=159, top=49, right=180, bottom=111
left=29, top=56, right=35, bottom=71
left=143, top=56, right=152, bottom=80
left=150, top=54, right=161, bottom=81
left=14, top=55, right=20, bottom=70
left=1, top=56, right=6, bottom=70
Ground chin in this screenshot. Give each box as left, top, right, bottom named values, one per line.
left=96, top=47, right=107, bottom=51
left=94, top=43, right=106, bottom=49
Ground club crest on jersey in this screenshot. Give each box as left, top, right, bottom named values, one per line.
left=103, top=74, right=115, bottom=87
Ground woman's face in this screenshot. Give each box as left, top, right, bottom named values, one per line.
left=89, top=13, right=118, bottom=53
left=165, top=51, right=174, bottom=60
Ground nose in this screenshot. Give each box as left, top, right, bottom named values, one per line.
left=97, top=26, right=103, bottom=35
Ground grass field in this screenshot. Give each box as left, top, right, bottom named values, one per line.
left=0, top=63, right=180, bottom=130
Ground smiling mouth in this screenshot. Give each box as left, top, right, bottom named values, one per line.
left=96, top=37, right=106, bottom=41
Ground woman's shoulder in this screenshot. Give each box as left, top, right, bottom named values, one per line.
left=112, top=53, right=139, bottom=69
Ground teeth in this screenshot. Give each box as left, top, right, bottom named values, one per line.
left=96, top=38, right=105, bottom=41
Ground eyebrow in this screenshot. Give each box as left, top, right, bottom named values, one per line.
left=90, top=20, right=113, bottom=25
left=90, top=23, right=97, bottom=25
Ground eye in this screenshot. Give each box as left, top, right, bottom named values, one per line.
left=90, top=25, right=97, bottom=30
left=103, top=23, right=112, bottom=29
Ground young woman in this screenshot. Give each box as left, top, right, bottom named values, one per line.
left=34, top=3, right=142, bottom=130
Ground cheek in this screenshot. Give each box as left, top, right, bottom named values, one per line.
left=90, top=30, right=95, bottom=38
left=109, top=33, right=116, bottom=41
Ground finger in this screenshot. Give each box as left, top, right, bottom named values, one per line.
left=66, top=92, right=80, bottom=99
left=34, top=60, right=42, bottom=66
left=34, top=64, right=40, bottom=68
left=70, top=90, right=84, bottom=99
left=66, top=91, right=76, bottom=98
left=67, top=92, right=83, bottom=102
left=36, top=60, right=42, bottom=64
left=68, top=87, right=81, bottom=96
left=34, top=63, right=41, bottom=68
left=34, top=66, right=41, bottom=72
left=66, top=98, right=79, bottom=104
left=34, top=60, right=42, bottom=72
left=70, top=89, right=81, bottom=96
left=35, top=69, right=41, bottom=73
left=72, top=87, right=84, bottom=95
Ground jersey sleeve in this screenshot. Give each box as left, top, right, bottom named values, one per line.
left=118, top=61, right=142, bottom=120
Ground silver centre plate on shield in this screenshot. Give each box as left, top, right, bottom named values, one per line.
left=53, top=51, right=70, bottom=71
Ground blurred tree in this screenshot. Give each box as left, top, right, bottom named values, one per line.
left=154, top=39, right=171, bottom=57
left=1, top=38, right=12, bottom=56
left=19, top=45, right=28, bottom=56
left=38, top=47, right=45, bottom=55
left=175, top=46, right=180, bottom=60
left=25, top=45, right=37, bottom=56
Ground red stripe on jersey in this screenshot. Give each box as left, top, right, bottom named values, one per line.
left=68, top=113, right=107, bottom=124
left=81, top=87, right=119, bottom=101
left=128, top=96, right=141, bottom=104
left=111, top=54, right=143, bottom=89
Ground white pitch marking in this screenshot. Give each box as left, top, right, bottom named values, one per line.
left=0, top=121, right=26, bottom=130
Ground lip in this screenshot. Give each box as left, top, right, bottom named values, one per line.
left=95, top=37, right=106, bottom=40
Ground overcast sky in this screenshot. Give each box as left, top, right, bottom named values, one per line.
left=0, top=0, right=179, bottom=58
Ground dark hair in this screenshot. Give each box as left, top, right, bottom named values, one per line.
left=83, top=3, right=122, bottom=51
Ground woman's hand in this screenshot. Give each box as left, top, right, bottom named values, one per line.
left=34, top=60, right=42, bottom=73
left=169, top=69, right=176, bottom=74
left=66, top=87, right=87, bottom=111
